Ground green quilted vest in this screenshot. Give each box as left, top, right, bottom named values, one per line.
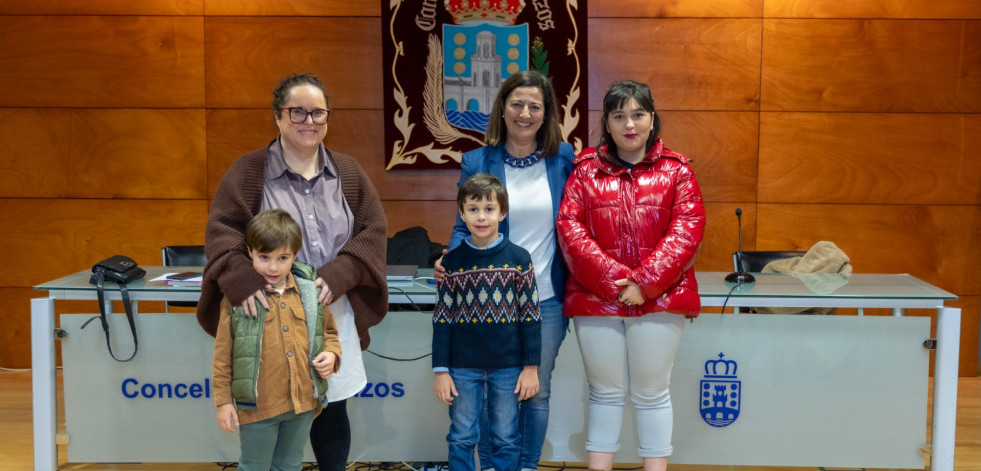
left=228, top=261, right=328, bottom=410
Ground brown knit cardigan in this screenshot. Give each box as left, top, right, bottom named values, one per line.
left=196, top=146, right=388, bottom=350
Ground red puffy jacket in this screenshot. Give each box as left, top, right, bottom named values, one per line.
left=557, top=139, right=706, bottom=318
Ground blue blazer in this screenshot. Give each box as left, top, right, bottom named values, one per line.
left=449, top=142, right=575, bottom=301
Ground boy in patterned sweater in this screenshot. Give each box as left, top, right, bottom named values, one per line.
left=433, top=173, right=541, bottom=471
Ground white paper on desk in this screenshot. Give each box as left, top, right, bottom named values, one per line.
left=152, top=273, right=204, bottom=283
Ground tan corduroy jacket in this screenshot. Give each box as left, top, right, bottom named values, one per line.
left=212, top=273, right=342, bottom=425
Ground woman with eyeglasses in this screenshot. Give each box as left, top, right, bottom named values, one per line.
left=197, top=73, right=388, bottom=471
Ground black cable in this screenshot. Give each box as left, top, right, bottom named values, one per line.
left=366, top=349, right=431, bottom=361
left=370, top=284, right=435, bottom=361
left=719, top=281, right=743, bottom=314
left=387, top=283, right=434, bottom=313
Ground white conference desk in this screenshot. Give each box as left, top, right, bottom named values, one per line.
left=32, top=268, right=960, bottom=470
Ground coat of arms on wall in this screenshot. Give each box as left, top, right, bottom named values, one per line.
left=382, top=0, right=588, bottom=170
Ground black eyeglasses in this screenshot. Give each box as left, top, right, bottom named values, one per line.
left=282, top=107, right=331, bottom=125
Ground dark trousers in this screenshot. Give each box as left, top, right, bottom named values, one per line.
left=309, top=399, right=351, bottom=471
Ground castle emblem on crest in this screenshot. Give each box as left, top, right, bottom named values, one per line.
left=442, top=0, right=528, bottom=132
left=700, top=352, right=741, bottom=427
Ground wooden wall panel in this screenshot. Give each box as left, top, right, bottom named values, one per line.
left=0, top=288, right=32, bottom=368
left=695, top=203, right=751, bottom=272
left=761, top=19, right=981, bottom=112
left=0, top=109, right=71, bottom=197
left=0, top=199, right=207, bottom=287
left=755, top=204, right=981, bottom=295
left=759, top=113, right=981, bottom=205
left=205, top=109, right=280, bottom=199
left=764, top=0, right=981, bottom=19
left=1, top=109, right=207, bottom=199
left=383, top=200, right=458, bottom=244
left=0, top=0, right=203, bottom=15
left=204, top=17, right=382, bottom=110
left=206, top=109, right=459, bottom=202
left=68, top=109, right=207, bottom=199
left=588, top=19, right=762, bottom=111
left=0, top=16, right=205, bottom=108
left=590, top=0, right=762, bottom=18
left=204, top=0, right=377, bottom=16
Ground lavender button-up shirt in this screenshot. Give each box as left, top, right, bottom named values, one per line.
left=261, top=137, right=354, bottom=268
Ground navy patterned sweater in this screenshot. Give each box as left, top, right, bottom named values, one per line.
left=432, top=239, right=541, bottom=369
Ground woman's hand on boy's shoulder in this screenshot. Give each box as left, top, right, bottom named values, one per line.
left=240, top=290, right=270, bottom=317
left=315, top=277, right=333, bottom=304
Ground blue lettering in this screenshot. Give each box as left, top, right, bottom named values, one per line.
left=122, top=378, right=138, bottom=398
left=119, top=378, right=211, bottom=399
left=355, top=381, right=405, bottom=398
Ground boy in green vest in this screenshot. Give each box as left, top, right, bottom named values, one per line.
left=212, top=208, right=341, bottom=471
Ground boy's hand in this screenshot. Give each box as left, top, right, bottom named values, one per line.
left=241, top=290, right=270, bottom=317
left=433, top=372, right=458, bottom=405
left=216, top=403, right=239, bottom=433
left=313, top=351, right=337, bottom=378
left=515, top=366, right=539, bottom=401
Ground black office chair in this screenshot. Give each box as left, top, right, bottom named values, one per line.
left=162, top=245, right=206, bottom=311
left=731, top=251, right=806, bottom=313
left=732, top=251, right=806, bottom=273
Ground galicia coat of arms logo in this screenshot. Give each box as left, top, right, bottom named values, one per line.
left=700, top=352, right=741, bottom=427
left=382, top=0, right=588, bottom=170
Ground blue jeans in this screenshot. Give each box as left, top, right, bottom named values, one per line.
left=447, top=367, right=522, bottom=471
left=238, top=409, right=315, bottom=471
left=478, top=297, right=568, bottom=470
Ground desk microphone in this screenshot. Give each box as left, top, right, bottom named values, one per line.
left=725, top=207, right=755, bottom=284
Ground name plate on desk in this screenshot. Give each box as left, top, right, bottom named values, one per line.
left=59, top=312, right=930, bottom=468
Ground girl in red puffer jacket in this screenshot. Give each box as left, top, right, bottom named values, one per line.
left=556, top=80, right=706, bottom=471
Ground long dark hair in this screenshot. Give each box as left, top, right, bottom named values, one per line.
left=485, top=70, right=562, bottom=157
left=597, top=80, right=661, bottom=163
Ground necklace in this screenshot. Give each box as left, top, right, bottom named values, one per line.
left=503, top=148, right=542, bottom=168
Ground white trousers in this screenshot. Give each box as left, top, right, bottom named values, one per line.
left=573, top=312, right=685, bottom=458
